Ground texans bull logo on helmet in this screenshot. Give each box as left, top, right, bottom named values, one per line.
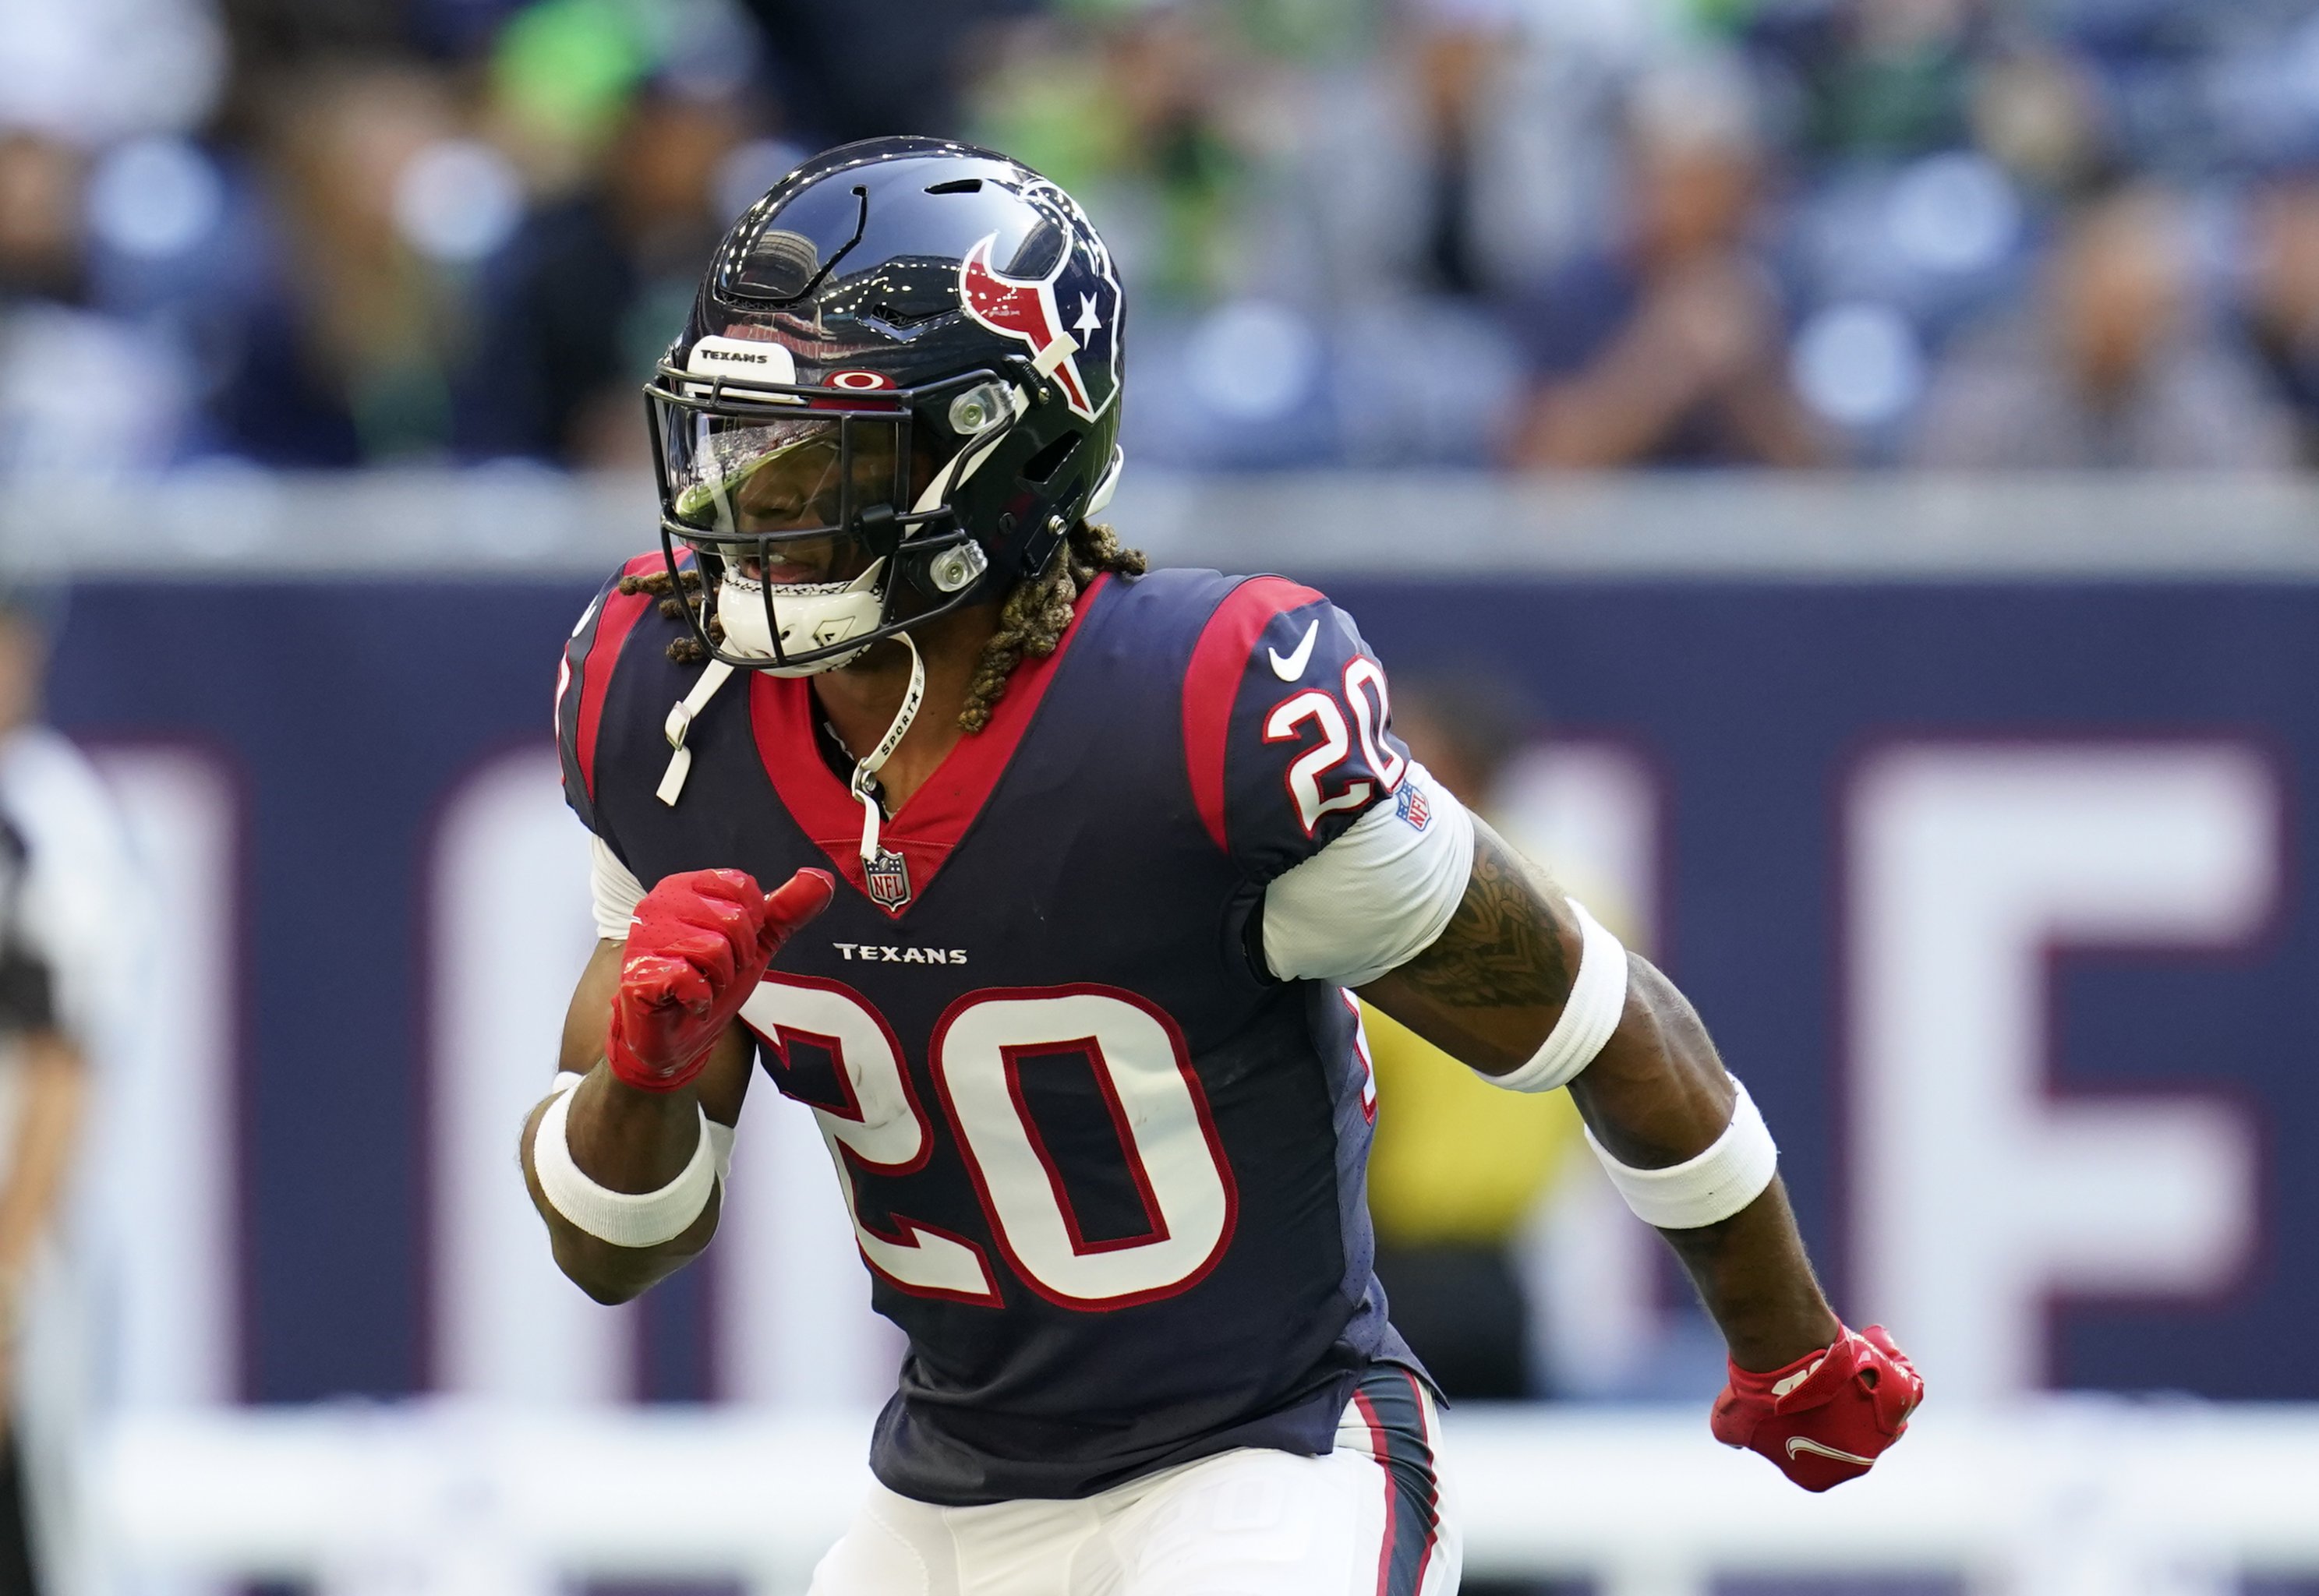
left=958, top=197, right=1122, bottom=425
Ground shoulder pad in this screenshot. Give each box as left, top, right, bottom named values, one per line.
left=1180, top=577, right=1410, bottom=879
left=556, top=552, right=668, bottom=836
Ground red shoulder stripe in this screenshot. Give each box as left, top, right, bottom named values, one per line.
left=1181, top=575, right=1326, bottom=855
left=574, top=553, right=665, bottom=803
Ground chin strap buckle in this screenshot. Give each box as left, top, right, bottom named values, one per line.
left=657, top=659, right=735, bottom=806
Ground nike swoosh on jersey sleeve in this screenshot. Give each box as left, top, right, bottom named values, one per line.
left=1268, top=620, right=1320, bottom=680
left=1181, top=576, right=1328, bottom=856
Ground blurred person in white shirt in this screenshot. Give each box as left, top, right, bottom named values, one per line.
left=0, top=590, right=143, bottom=1596
left=0, top=597, right=80, bottom=1596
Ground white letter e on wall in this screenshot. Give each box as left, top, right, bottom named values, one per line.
left=1847, top=743, right=2271, bottom=1400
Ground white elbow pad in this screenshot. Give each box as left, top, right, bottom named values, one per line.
left=1263, top=763, right=1476, bottom=987
left=1481, top=898, right=1628, bottom=1093
left=532, top=1072, right=719, bottom=1248
left=1587, top=1075, right=1780, bottom=1229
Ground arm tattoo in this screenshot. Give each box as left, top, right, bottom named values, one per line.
left=1385, top=828, right=1571, bottom=1008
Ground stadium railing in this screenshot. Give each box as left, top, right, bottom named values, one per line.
left=9, top=468, right=2319, bottom=578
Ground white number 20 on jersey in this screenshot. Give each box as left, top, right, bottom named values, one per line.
left=1264, top=658, right=1407, bottom=835
left=740, top=977, right=1238, bottom=1309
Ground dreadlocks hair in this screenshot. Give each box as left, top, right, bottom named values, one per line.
left=959, top=520, right=1144, bottom=732
left=619, top=565, right=721, bottom=664
left=623, top=519, right=1147, bottom=726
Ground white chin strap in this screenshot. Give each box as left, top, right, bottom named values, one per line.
left=716, top=559, right=886, bottom=678
left=848, top=632, right=925, bottom=863
left=658, top=563, right=928, bottom=815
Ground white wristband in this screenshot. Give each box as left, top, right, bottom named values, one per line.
left=1586, top=1075, right=1780, bottom=1229
left=545, top=1071, right=735, bottom=1178
left=533, top=1073, right=719, bottom=1248
left=1483, top=898, right=1628, bottom=1093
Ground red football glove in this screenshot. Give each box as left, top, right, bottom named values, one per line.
left=1711, top=1324, right=1923, bottom=1492
left=605, top=867, right=836, bottom=1092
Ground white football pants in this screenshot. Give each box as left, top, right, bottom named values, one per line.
left=807, top=1367, right=1459, bottom=1596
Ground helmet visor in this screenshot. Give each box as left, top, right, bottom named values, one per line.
left=644, top=358, right=1011, bottom=672
left=659, top=408, right=910, bottom=578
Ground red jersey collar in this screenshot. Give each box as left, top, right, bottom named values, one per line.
left=751, top=574, right=1112, bottom=917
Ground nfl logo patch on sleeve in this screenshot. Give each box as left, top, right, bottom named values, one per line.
left=865, top=846, right=914, bottom=911
left=1395, top=782, right=1430, bottom=832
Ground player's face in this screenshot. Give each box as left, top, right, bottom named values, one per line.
left=670, top=415, right=907, bottom=586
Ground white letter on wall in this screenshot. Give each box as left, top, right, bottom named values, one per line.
left=430, top=746, right=634, bottom=1403
left=83, top=750, right=239, bottom=1596
left=717, top=1038, right=905, bottom=1409
left=1496, top=738, right=1670, bottom=1398
left=88, top=747, right=239, bottom=1410
left=1847, top=743, right=2270, bottom=1400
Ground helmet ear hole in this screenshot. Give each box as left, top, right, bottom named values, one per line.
left=1019, top=431, right=1080, bottom=486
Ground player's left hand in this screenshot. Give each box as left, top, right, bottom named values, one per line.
left=1710, top=1323, right=1922, bottom=1492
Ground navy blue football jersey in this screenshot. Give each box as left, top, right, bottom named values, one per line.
left=557, top=558, right=1428, bottom=1505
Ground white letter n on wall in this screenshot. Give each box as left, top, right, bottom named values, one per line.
left=1847, top=743, right=2271, bottom=1400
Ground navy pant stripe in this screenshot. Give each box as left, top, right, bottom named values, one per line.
left=1356, top=1366, right=1440, bottom=1596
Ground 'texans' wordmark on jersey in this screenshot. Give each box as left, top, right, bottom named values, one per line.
left=836, top=942, right=969, bottom=965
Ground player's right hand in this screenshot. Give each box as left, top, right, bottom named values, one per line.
left=605, top=867, right=836, bottom=1092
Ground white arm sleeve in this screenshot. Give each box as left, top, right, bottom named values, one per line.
left=1261, top=762, right=1476, bottom=987
left=591, top=835, right=647, bottom=941
left=1485, top=897, right=1628, bottom=1092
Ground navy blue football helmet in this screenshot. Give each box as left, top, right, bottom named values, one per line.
left=645, top=136, right=1126, bottom=676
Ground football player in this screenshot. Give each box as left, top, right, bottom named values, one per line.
left=521, top=137, right=1921, bottom=1595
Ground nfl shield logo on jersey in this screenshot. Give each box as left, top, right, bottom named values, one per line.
left=1395, top=781, right=1431, bottom=832
left=865, top=846, right=913, bottom=912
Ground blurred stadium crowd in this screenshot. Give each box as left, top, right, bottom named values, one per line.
left=8, top=0, right=2319, bottom=481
